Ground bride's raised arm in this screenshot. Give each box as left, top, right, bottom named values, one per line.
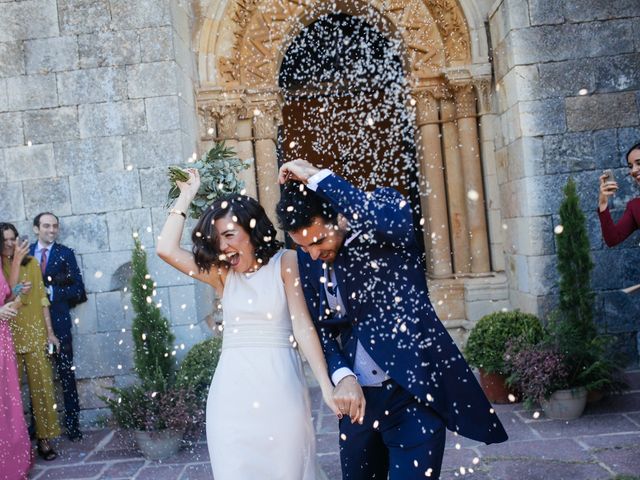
left=281, top=250, right=340, bottom=417
left=157, top=169, right=223, bottom=294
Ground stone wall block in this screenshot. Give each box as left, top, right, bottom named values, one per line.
left=564, top=0, right=640, bottom=23
left=145, top=247, right=194, bottom=288
left=24, top=107, right=79, bottom=144
left=528, top=0, right=565, bottom=26
left=139, top=167, right=172, bottom=208
left=81, top=250, right=133, bottom=293
left=106, top=208, right=154, bottom=251
left=0, top=42, right=25, bottom=77
left=110, top=0, right=171, bottom=30
left=22, top=176, right=72, bottom=218
left=123, top=130, right=183, bottom=169
left=79, top=100, right=146, bottom=138
left=54, top=136, right=124, bottom=176
left=0, top=112, right=24, bottom=147
left=145, top=96, right=180, bottom=131
left=25, top=36, right=78, bottom=74
left=56, top=213, right=109, bottom=254
left=566, top=92, right=638, bottom=132
left=505, top=136, right=545, bottom=181
left=0, top=181, right=25, bottom=221
left=591, top=250, right=626, bottom=291
left=170, top=0, right=191, bottom=43
left=0, top=79, right=8, bottom=112
left=78, top=30, right=141, bottom=68
left=6, top=74, right=58, bottom=110
left=538, top=59, right=597, bottom=99
left=5, top=144, right=55, bottom=181
left=0, top=0, right=59, bottom=42
left=69, top=170, right=142, bottom=214
left=169, top=284, right=198, bottom=326
left=74, top=332, right=134, bottom=378
left=519, top=99, right=566, bottom=137
left=139, top=27, right=174, bottom=63
left=173, top=32, right=195, bottom=77
left=617, top=127, right=640, bottom=161
left=511, top=21, right=635, bottom=65
left=58, top=67, right=128, bottom=106
left=96, top=291, right=127, bottom=332
left=58, top=0, right=111, bottom=34
left=527, top=254, right=558, bottom=296
left=127, top=62, right=178, bottom=99
left=71, top=293, right=97, bottom=335
left=594, top=53, right=640, bottom=94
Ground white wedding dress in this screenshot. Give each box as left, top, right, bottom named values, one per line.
left=206, top=250, right=317, bottom=479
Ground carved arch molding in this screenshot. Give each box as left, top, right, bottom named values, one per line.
left=206, top=0, right=471, bottom=89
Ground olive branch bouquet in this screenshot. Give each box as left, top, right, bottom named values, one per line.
left=166, top=142, right=250, bottom=219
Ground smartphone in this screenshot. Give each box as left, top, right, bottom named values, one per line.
left=47, top=342, right=56, bottom=355
left=602, top=169, right=616, bottom=184
left=11, top=283, right=24, bottom=296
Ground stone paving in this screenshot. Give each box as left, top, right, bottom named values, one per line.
left=30, top=371, right=640, bottom=480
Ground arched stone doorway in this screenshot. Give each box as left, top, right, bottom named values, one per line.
left=278, top=12, right=424, bottom=245
left=194, top=0, right=508, bottom=343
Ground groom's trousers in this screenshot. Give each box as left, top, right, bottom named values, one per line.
left=339, top=378, right=446, bottom=479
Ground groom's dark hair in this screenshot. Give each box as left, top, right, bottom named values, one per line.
left=276, top=181, right=338, bottom=232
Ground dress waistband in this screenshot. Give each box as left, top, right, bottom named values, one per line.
left=221, top=323, right=295, bottom=349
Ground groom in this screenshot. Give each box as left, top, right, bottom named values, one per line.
left=276, top=160, right=507, bottom=479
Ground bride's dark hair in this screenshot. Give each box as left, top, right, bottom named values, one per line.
left=191, top=194, right=283, bottom=273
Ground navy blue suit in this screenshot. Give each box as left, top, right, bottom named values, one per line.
left=297, top=174, right=508, bottom=479
left=30, top=242, right=86, bottom=434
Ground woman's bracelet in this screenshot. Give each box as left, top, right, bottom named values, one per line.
left=169, top=208, right=187, bottom=218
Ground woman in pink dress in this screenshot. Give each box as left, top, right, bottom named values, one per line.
left=0, top=267, right=31, bottom=479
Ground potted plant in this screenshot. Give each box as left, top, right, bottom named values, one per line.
left=502, top=341, right=587, bottom=419
left=464, top=310, right=543, bottom=403
left=100, top=234, right=203, bottom=460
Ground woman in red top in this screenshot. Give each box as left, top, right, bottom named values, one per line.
left=598, top=142, right=640, bottom=246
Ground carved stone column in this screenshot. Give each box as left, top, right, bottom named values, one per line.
left=455, top=84, right=490, bottom=273
left=441, top=94, right=470, bottom=274
left=414, top=89, right=452, bottom=277
left=252, top=99, right=282, bottom=234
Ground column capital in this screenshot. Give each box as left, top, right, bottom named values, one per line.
left=249, top=96, right=283, bottom=140
left=472, top=78, right=493, bottom=115
left=453, top=84, right=477, bottom=119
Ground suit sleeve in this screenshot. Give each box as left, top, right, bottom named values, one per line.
left=313, top=173, right=417, bottom=248
left=51, top=249, right=86, bottom=304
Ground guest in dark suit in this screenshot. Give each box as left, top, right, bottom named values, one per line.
left=276, top=159, right=507, bottom=480
left=30, top=212, right=87, bottom=441
left=598, top=142, right=640, bottom=246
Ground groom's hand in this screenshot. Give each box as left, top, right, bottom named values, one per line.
left=278, top=159, right=321, bottom=184
left=334, top=375, right=366, bottom=424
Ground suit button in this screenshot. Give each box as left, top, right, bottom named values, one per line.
left=372, top=370, right=378, bottom=375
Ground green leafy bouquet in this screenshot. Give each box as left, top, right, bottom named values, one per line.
left=166, top=142, right=250, bottom=219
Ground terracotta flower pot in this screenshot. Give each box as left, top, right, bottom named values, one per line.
left=541, top=387, right=587, bottom=420
left=478, top=369, right=519, bottom=404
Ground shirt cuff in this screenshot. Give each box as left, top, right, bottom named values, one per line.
left=306, top=169, right=333, bottom=191
left=332, top=367, right=357, bottom=386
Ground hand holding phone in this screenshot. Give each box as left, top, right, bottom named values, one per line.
left=602, top=169, right=616, bottom=185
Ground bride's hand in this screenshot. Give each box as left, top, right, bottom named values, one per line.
left=176, top=168, right=201, bottom=201
left=322, top=385, right=341, bottom=418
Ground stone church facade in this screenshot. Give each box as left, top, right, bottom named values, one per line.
left=0, top=0, right=638, bottom=423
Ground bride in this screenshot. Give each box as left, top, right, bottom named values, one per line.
left=157, top=169, right=339, bottom=479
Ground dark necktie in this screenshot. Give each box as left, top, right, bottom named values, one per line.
left=41, top=248, right=48, bottom=274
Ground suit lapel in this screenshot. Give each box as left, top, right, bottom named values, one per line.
left=44, top=243, right=59, bottom=276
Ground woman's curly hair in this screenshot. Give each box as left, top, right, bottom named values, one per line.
left=191, top=194, right=283, bottom=273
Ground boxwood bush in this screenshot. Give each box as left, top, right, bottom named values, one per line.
left=465, top=310, right=543, bottom=375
